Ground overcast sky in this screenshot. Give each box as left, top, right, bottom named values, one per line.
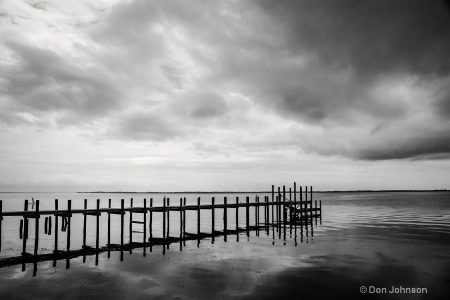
left=1, top=0, right=450, bottom=192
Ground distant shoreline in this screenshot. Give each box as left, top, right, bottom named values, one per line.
left=0, top=189, right=448, bottom=194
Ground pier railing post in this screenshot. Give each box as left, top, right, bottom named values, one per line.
left=150, top=198, right=153, bottom=252
left=211, top=197, right=215, bottom=243
left=107, top=199, right=111, bottom=258
left=96, top=199, right=100, bottom=251
left=83, top=199, right=87, bottom=249
left=54, top=199, right=58, bottom=255
left=129, top=198, right=133, bottom=249
left=144, top=198, right=147, bottom=251
left=179, top=198, right=183, bottom=251
left=255, top=196, right=259, bottom=236
left=167, top=198, right=170, bottom=240
left=224, top=196, right=227, bottom=241
left=67, top=200, right=71, bottom=253
left=197, top=197, right=201, bottom=246
left=34, top=200, right=40, bottom=256
left=246, top=196, right=249, bottom=237
left=120, top=199, right=124, bottom=249
left=0, top=200, right=2, bottom=252
left=300, top=186, right=303, bottom=221
left=22, top=200, right=28, bottom=256
left=163, top=197, right=166, bottom=252
left=183, top=197, right=186, bottom=241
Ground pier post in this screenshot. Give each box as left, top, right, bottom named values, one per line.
left=300, top=186, right=303, bottom=221
left=283, top=186, right=287, bottom=239
left=289, top=187, right=292, bottom=226
left=315, top=200, right=318, bottom=226
left=129, top=198, right=133, bottom=248
left=96, top=199, right=100, bottom=250
left=22, top=200, right=28, bottom=255
left=305, top=186, right=309, bottom=221
left=183, top=197, right=186, bottom=241
left=107, top=199, right=111, bottom=258
left=167, top=198, right=170, bottom=240
left=197, top=197, right=200, bottom=246
left=246, top=196, right=249, bottom=237
left=0, top=200, right=2, bottom=252
left=163, top=197, right=166, bottom=253
left=265, top=196, right=269, bottom=234
left=67, top=200, right=71, bottom=253
left=48, top=216, right=51, bottom=235
left=235, top=197, right=239, bottom=231
left=294, top=182, right=297, bottom=220
left=20, top=219, right=23, bottom=239
left=54, top=199, right=58, bottom=255
left=34, top=200, right=39, bottom=256
left=150, top=198, right=153, bottom=252
left=143, top=198, right=147, bottom=253
left=120, top=199, right=124, bottom=250
left=44, top=217, right=48, bottom=235
left=255, top=196, right=259, bottom=236
left=83, top=199, right=87, bottom=249
left=211, top=197, right=215, bottom=243
left=224, top=196, right=227, bottom=241
left=277, top=187, right=281, bottom=231
left=179, top=198, right=183, bottom=251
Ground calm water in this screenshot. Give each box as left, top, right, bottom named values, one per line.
left=0, top=191, right=449, bottom=299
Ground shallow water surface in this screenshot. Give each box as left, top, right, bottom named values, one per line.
left=0, top=191, right=449, bottom=299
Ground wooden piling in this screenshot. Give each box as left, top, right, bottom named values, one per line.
left=277, top=187, right=280, bottom=228
left=45, top=217, right=48, bottom=234
left=54, top=199, right=58, bottom=254
left=34, top=200, right=40, bottom=256
left=246, top=196, right=249, bottom=236
left=235, top=197, right=239, bottom=232
left=163, top=197, right=166, bottom=252
left=83, top=199, right=87, bottom=248
left=167, top=198, right=170, bottom=240
left=197, top=197, right=201, bottom=237
left=0, top=200, right=2, bottom=251
left=120, top=199, right=124, bottom=249
left=300, top=186, right=303, bottom=220
left=283, top=185, right=286, bottom=220
left=48, top=216, right=52, bottom=235
left=255, top=196, right=259, bottom=236
left=179, top=198, right=183, bottom=250
left=211, top=197, right=215, bottom=243
left=129, top=198, right=133, bottom=247
left=96, top=199, right=100, bottom=250
left=22, top=200, right=28, bottom=255
left=20, top=219, right=23, bottom=239
left=108, top=199, right=111, bottom=247
left=67, top=200, right=71, bottom=252
left=183, top=197, right=186, bottom=240
left=150, top=198, right=153, bottom=252
left=143, top=198, right=147, bottom=251
left=224, top=196, right=227, bottom=241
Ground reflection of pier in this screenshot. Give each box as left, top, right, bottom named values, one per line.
left=0, top=183, right=322, bottom=275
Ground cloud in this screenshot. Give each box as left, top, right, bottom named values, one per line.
left=1, top=0, right=450, bottom=163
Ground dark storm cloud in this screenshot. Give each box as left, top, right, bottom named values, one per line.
left=259, top=0, right=450, bottom=78
left=357, top=133, right=450, bottom=161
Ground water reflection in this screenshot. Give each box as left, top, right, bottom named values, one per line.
left=2, top=216, right=320, bottom=277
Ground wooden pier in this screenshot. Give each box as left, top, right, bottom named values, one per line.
left=0, top=184, right=322, bottom=271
